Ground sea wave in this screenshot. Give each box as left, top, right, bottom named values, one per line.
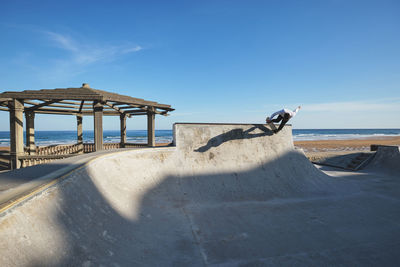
left=293, top=133, right=400, bottom=141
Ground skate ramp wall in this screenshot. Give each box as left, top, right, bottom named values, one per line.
left=0, top=123, right=353, bottom=266
left=366, top=145, right=400, bottom=175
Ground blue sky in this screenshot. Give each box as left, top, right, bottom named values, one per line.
left=0, top=0, right=399, bottom=130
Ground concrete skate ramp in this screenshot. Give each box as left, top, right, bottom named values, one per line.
left=0, top=124, right=399, bottom=266
left=366, top=145, right=400, bottom=176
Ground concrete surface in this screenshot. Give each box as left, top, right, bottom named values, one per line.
left=366, top=145, right=400, bottom=175
left=0, top=148, right=149, bottom=211
left=311, top=152, right=374, bottom=170
left=0, top=123, right=399, bottom=266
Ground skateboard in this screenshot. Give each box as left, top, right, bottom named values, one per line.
left=266, top=121, right=278, bottom=133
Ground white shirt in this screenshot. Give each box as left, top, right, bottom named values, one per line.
left=270, top=107, right=300, bottom=119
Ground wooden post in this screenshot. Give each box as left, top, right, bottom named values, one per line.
left=147, top=107, right=155, bottom=147
left=25, top=111, right=36, bottom=155
left=9, top=99, right=24, bottom=169
left=93, top=101, right=103, bottom=151
left=120, top=113, right=127, bottom=148
left=77, top=114, right=83, bottom=154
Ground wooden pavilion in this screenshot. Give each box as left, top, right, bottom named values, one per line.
left=0, top=83, right=174, bottom=169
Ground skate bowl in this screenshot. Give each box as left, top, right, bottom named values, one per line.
left=366, top=145, right=400, bottom=176
left=0, top=123, right=399, bottom=266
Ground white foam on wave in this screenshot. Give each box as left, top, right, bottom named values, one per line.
left=293, top=133, right=400, bottom=141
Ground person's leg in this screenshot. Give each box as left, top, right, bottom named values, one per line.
left=275, top=113, right=290, bottom=132
left=271, top=115, right=283, bottom=123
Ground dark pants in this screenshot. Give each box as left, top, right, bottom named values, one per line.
left=271, top=113, right=290, bottom=132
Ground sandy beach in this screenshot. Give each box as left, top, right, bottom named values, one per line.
left=295, top=136, right=400, bottom=152
left=295, top=136, right=400, bottom=162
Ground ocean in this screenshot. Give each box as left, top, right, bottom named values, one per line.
left=292, top=129, right=400, bottom=141
left=0, top=128, right=399, bottom=146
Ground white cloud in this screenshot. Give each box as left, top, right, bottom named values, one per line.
left=45, top=31, right=79, bottom=52
left=122, top=46, right=143, bottom=54
left=303, top=99, right=400, bottom=113
left=44, top=31, right=142, bottom=66
left=291, top=98, right=400, bottom=128
left=10, top=30, right=146, bottom=82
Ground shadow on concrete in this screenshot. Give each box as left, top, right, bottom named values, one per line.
left=9, top=150, right=398, bottom=266
left=1, top=146, right=399, bottom=265
left=0, top=148, right=132, bottom=192
left=0, top=160, right=9, bottom=172
left=0, top=162, right=80, bottom=191
left=195, top=125, right=274, bottom=152
left=312, top=152, right=373, bottom=171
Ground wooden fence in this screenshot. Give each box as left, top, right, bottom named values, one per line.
left=11, top=142, right=148, bottom=169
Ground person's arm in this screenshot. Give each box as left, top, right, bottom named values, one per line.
left=291, top=106, right=301, bottom=117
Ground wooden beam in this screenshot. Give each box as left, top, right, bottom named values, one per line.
left=0, top=92, right=102, bottom=101
left=93, top=101, right=103, bottom=151
left=45, top=104, right=80, bottom=109
left=44, top=95, right=102, bottom=101
left=59, top=100, right=92, bottom=106
left=154, top=109, right=172, bottom=116
left=115, top=104, right=146, bottom=109
left=123, top=108, right=148, bottom=113
left=9, top=99, right=24, bottom=169
left=26, top=100, right=60, bottom=111
left=126, top=108, right=166, bottom=115
left=28, top=103, right=82, bottom=110
left=120, top=114, right=127, bottom=148
left=33, top=107, right=101, bottom=113
left=78, top=100, right=85, bottom=113
left=77, top=114, right=83, bottom=154
left=33, top=110, right=121, bottom=116
left=147, top=107, right=155, bottom=147
left=34, top=111, right=77, bottom=116
left=110, top=102, right=172, bottom=111
left=104, top=102, right=132, bottom=118
left=129, top=112, right=147, bottom=116
left=151, top=104, right=173, bottom=109
left=30, top=108, right=78, bottom=114
left=25, top=111, right=36, bottom=155
left=96, top=91, right=157, bottom=106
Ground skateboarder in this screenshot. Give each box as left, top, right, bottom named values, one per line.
left=266, top=106, right=301, bottom=133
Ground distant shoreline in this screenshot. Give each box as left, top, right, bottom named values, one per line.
left=294, top=136, right=400, bottom=153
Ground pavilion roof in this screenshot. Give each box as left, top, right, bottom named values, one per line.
left=0, top=84, right=174, bottom=117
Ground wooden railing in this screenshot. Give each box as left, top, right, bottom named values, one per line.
left=83, top=143, right=95, bottom=153
left=124, top=143, right=148, bottom=148
left=23, top=142, right=148, bottom=155
left=36, top=144, right=83, bottom=155
left=19, top=154, right=75, bottom=168
left=83, top=143, right=147, bottom=153
left=16, top=142, right=148, bottom=168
